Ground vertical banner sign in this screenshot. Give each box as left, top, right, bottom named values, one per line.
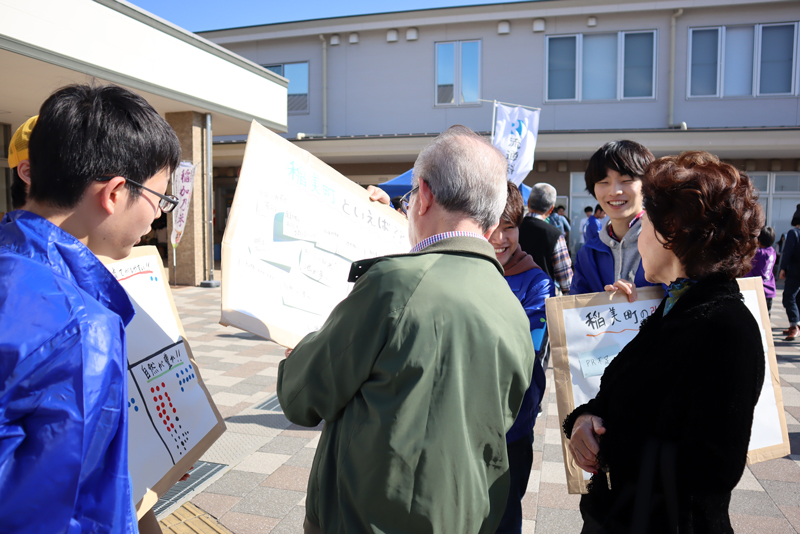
left=491, top=103, right=540, bottom=186
left=170, top=161, right=198, bottom=248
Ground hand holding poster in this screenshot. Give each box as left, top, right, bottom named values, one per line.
left=547, top=280, right=790, bottom=494
left=102, top=246, right=225, bottom=518
left=221, top=121, right=409, bottom=348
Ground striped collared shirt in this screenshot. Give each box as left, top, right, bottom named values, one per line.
left=410, top=231, right=485, bottom=253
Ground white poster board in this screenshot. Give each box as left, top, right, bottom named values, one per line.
left=102, top=247, right=226, bottom=518
left=547, top=279, right=790, bottom=494
left=221, top=121, right=409, bottom=348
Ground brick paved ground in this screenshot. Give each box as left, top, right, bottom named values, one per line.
left=167, top=284, right=800, bottom=533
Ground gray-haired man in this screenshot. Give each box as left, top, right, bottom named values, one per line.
left=519, top=182, right=573, bottom=294
left=278, top=125, right=537, bottom=533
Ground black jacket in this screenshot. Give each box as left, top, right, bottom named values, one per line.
left=518, top=216, right=563, bottom=282
left=564, top=276, right=765, bottom=534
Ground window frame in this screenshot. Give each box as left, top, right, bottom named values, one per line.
left=433, top=39, right=482, bottom=107
left=262, top=61, right=311, bottom=115
left=687, top=27, right=723, bottom=98
left=687, top=22, right=799, bottom=99
left=755, top=22, right=798, bottom=97
left=544, top=30, right=657, bottom=103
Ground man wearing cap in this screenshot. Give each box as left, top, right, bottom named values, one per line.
left=6, top=116, right=36, bottom=212
left=278, top=125, right=537, bottom=533
left=0, top=85, right=180, bottom=532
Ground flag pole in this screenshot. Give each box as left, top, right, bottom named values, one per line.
left=490, top=100, right=498, bottom=144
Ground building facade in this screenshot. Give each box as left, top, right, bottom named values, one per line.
left=201, top=0, right=800, bottom=242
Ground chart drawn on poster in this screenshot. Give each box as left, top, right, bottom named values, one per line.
left=221, top=120, right=409, bottom=348
left=103, top=247, right=225, bottom=517
left=546, top=279, right=790, bottom=494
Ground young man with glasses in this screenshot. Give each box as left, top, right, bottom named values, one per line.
left=0, top=84, right=180, bottom=533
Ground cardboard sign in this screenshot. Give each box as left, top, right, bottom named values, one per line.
left=102, top=246, right=226, bottom=518
left=547, top=279, right=790, bottom=494
left=220, top=121, right=409, bottom=348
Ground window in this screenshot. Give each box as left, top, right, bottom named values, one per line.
left=749, top=172, right=800, bottom=244
left=435, top=40, right=481, bottom=106
left=264, top=62, right=309, bottom=113
left=688, top=23, right=798, bottom=98
left=546, top=31, right=656, bottom=102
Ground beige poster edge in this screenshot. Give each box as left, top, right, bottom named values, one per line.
left=738, top=276, right=791, bottom=465
left=547, top=286, right=669, bottom=495
left=101, top=246, right=227, bottom=519
left=220, top=120, right=408, bottom=348
left=548, top=280, right=790, bottom=495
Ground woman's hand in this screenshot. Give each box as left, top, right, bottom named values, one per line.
left=568, top=413, right=607, bottom=474
left=604, top=279, right=637, bottom=303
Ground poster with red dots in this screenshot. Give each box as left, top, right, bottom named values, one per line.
left=103, top=247, right=226, bottom=519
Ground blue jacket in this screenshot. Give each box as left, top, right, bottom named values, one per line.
left=572, top=234, right=654, bottom=295
left=0, top=211, right=138, bottom=534
left=583, top=216, right=602, bottom=243
left=504, top=266, right=554, bottom=443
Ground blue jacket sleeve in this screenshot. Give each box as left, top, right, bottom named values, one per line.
left=571, top=246, right=594, bottom=296
left=780, top=229, right=798, bottom=272
left=0, top=320, right=135, bottom=533
left=518, top=271, right=554, bottom=353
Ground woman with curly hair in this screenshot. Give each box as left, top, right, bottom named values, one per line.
left=563, top=151, right=766, bottom=534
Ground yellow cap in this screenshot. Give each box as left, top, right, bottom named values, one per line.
left=8, top=116, right=38, bottom=169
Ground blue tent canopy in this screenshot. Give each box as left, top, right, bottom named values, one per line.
left=379, top=169, right=531, bottom=208
left=379, top=169, right=414, bottom=200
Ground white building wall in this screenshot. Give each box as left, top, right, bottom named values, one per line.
left=207, top=0, right=800, bottom=137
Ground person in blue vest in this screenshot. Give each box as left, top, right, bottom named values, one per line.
left=0, top=84, right=181, bottom=533
left=572, top=140, right=657, bottom=298
left=489, top=181, right=554, bottom=534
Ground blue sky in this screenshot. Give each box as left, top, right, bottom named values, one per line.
left=128, top=1, right=524, bottom=32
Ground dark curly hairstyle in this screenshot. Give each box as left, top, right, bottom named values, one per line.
left=642, top=151, right=763, bottom=280
left=501, top=181, right=525, bottom=227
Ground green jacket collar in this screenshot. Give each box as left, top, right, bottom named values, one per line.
left=348, top=236, right=504, bottom=282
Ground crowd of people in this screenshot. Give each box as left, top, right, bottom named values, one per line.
left=0, top=83, right=779, bottom=534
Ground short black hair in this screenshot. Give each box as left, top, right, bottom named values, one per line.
left=391, top=196, right=404, bottom=210
left=584, top=140, right=654, bottom=199
left=595, top=204, right=603, bottom=214
left=28, top=84, right=181, bottom=208
left=758, top=227, right=776, bottom=248
left=11, top=168, right=27, bottom=210
left=584, top=206, right=593, bottom=213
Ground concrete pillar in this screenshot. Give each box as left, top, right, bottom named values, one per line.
left=166, top=111, right=210, bottom=286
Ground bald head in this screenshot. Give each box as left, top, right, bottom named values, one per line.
left=413, top=125, right=508, bottom=232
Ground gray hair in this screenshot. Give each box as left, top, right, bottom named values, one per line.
left=413, top=125, right=507, bottom=232
left=528, top=183, right=557, bottom=213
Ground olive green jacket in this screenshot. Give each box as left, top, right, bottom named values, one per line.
left=277, top=237, right=536, bottom=534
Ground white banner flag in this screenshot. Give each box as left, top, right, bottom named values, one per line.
left=492, top=103, right=540, bottom=186
left=170, top=161, right=198, bottom=248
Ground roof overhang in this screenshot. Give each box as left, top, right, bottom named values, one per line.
left=212, top=128, right=800, bottom=167
left=199, top=0, right=795, bottom=44
left=0, top=0, right=288, bottom=138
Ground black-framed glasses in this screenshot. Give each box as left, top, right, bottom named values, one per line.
left=399, top=185, right=419, bottom=216
left=94, top=176, right=179, bottom=213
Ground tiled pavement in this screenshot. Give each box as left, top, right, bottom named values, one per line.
left=166, top=284, right=800, bottom=533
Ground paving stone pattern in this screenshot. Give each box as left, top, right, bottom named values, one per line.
left=170, top=285, right=800, bottom=533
